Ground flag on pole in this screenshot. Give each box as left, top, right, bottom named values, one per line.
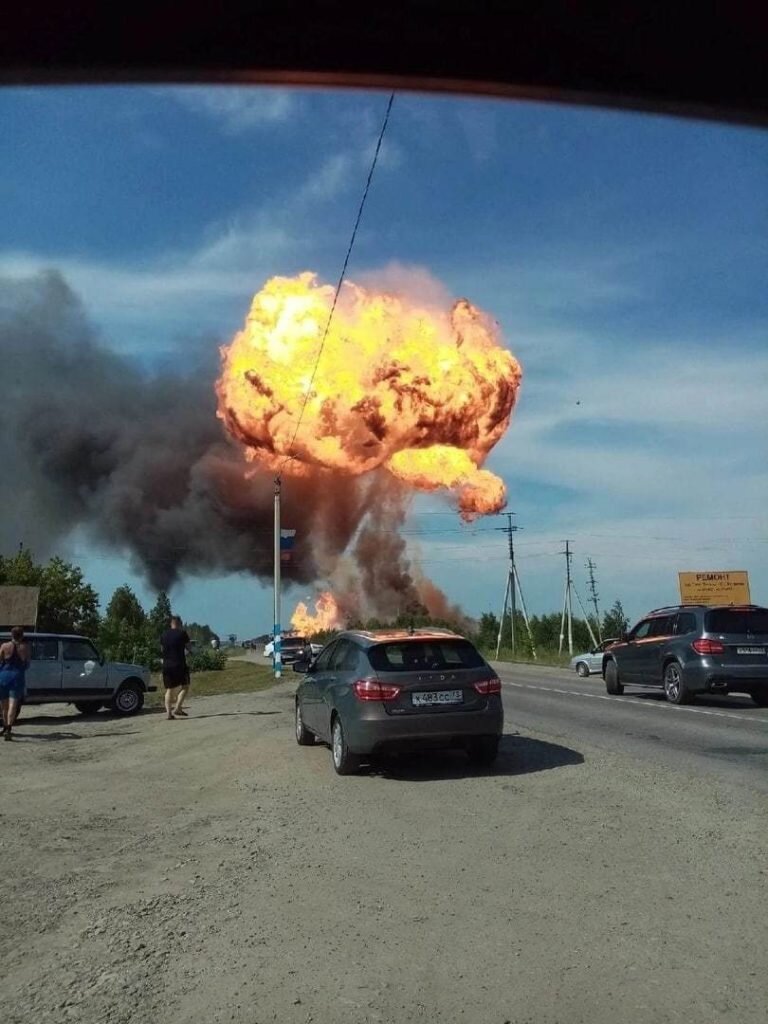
left=280, top=528, right=296, bottom=562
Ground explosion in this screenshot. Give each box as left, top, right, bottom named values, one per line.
left=291, top=591, right=345, bottom=635
left=217, top=272, right=521, bottom=518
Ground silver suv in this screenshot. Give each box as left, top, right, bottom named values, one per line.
left=601, top=605, right=768, bottom=706
left=3, top=633, right=155, bottom=715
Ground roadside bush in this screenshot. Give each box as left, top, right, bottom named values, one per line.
left=188, top=648, right=227, bottom=672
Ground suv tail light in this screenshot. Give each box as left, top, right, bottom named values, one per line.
left=352, top=678, right=401, bottom=701
left=473, top=677, right=502, bottom=695
left=692, top=638, right=725, bottom=655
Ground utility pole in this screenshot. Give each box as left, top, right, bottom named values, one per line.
left=273, top=476, right=282, bottom=679
left=494, top=513, right=536, bottom=660
left=559, top=540, right=574, bottom=655
left=586, top=558, right=602, bottom=642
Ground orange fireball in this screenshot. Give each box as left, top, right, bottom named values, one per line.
left=216, top=272, right=521, bottom=517
left=291, top=591, right=345, bottom=635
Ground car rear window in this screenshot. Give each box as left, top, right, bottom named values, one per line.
left=704, top=609, right=768, bottom=634
left=368, top=639, right=485, bottom=672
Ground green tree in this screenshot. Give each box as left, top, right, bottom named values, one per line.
left=147, top=591, right=172, bottom=641
left=186, top=621, right=217, bottom=644
left=602, top=600, right=630, bottom=640
left=37, top=558, right=100, bottom=635
left=475, top=611, right=500, bottom=650
left=1, top=550, right=99, bottom=634
left=0, top=547, right=41, bottom=587
left=98, top=585, right=151, bottom=665
left=105, top=585, right=146, bottom=630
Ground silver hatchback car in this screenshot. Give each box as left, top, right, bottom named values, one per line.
left=293, top=628, right=504, bottom=774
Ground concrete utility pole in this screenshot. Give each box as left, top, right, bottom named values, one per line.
left=495, top=513, right=536, bottom=660
left=559, top=540, right=574, bottom=655
left=586, top=558, right=602, bottom=642
left=273, top=476, right=282, bottom=679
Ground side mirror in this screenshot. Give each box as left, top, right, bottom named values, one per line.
left=293, top=660, right=310, bottom=673
left=620, top=632, right=631, bottom=642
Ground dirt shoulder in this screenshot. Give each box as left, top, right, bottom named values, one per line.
left=1, top=685, right=765, bottom=1024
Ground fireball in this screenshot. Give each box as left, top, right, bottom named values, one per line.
left=291, top=591, right=345, bottom=635
left=216, top=272, right=521, bottom=517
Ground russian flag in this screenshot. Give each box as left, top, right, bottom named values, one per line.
left=280, top=528, right=296, bottom=562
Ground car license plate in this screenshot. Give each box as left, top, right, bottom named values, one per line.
left=412, top=689, right=463, bottom=707
left=736, top=647, right=766, bottom=655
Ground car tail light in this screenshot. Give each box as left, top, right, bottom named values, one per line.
left=692, top=638, right=725, bottom=655
left=473, top=677, right=502, bottom=695
left=352, top=678, right=401, bottom=701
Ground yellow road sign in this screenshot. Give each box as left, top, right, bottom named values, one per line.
left=678, top=571, right=751, bottom=606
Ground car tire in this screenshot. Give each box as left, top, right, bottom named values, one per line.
left=749, top=691, right=768, bottom=708
left=74, top=702, right=103, bottom=715
left=663, top=662, right=691, bottom=705
left=575, top=662, right=589, bottom=678
left=110, top=682, right=144, bottom=716
left=331, top=715, right=359, bottom=776
left=605, top=660, right=623, bottom=695
left=467, top=736, right=500, bottom=767
left=295, top=700, right=315, bottom=745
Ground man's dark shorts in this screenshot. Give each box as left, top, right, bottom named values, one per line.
left=162, top=666, right=188, bottom=688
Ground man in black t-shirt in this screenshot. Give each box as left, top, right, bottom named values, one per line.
left=160, top=615, right=191, bottom=720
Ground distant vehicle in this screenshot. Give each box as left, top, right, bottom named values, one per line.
left=602, top=604, right=768, bottom=705
left=293, top=628, right=503, bottom=774
left=264, top=635, right=311, bottom=664
left=1, top=632, right=155, bottom=716
left=570, top=638, right=618, bottom=677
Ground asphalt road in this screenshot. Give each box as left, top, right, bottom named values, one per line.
left=494, top=661, right=768, bottom=793
left=3, top=664, right=767, bottom=1023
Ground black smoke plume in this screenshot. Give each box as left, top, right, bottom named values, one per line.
left=0, top=271, right=457, bottom=619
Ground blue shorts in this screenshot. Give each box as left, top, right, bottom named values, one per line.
left=0, top=674, right=25, bottom=701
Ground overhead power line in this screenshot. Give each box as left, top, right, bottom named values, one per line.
left=281, top=91, right=396, bottom=471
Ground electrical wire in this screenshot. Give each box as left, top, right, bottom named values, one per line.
left=280, top=91, right=396, bottom=474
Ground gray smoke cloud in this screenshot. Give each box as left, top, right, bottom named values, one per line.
left=0, top=270, right=454, bottom=619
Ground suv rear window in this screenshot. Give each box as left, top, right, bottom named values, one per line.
left=705, top=609, right=768, bottom=634
left=368, top=639, right=485, bottom=672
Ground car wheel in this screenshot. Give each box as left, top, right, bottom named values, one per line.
left=295, top=700, right=315, bottom=745
left=331, top=716, right=359, bottom=776
left=663, top=662, right=690, bottom=705
left=605, top=660, right=623, bottom=695
left=575, top=662, right=589, bottom=678
left=111, top=682, right=144, bottom=716
left=467, top=736, right=500, bottom=767
left=74, top=702, right=103, bottom=715
left=749, top=691, right=768, bottom=707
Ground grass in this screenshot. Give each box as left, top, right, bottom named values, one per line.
left=147, top=659, right=280, bottom=706
left=484, top=648, right=574, bottom=669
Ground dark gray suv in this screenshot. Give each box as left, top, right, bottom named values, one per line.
left=602, top=604, right=768, bottom=706
left=293, top=629, right=504, bottom=774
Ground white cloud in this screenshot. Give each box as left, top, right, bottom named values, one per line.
left=160, top=86, right=297, bottom=133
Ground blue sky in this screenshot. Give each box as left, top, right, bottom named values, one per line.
left=2, top=85, right=767, bottom=636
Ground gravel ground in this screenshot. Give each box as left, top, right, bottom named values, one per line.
left=1, top=683, right=765, bottom=1024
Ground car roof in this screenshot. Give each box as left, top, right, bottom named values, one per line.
left=644, top=604, right=766, bottom=617
left=341, top=627, right=466, bottom=648
left=0, top=632, right=87, bottom=640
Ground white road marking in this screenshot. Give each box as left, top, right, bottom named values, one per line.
left=500, top=680, right=768, bottom=725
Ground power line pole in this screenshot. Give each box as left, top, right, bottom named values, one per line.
left=586, top=558, right=602, bottom=642
left=559, top=540, right=574, bottom=655
left=273, top=476, right=282, bottom=679
left=494, top=513, right=536, bottom=660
